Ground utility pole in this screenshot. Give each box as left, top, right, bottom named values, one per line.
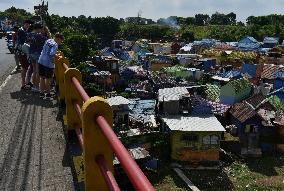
left=34, top=0, right=49, bottom=24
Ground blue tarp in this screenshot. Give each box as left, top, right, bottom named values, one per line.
left=241, top=63, right=257, bottom=78
left=193, top=39, right=217, bottom=48
left=238, top=36, right=261, bottom=51
left=129, top=99, right=156, bottom=121
left=263, top=37, right=279, bottom=48
left=263, top=37, right=279, bottom=44
left=240, top=37, right=259, bottom=44
left=221, top=70, right=242, bottom=79
left=274, top=79, right=284, bottom=90
left=269, top=87, right=284, bottom=101
left=100, top=47, right=114, bottom=57
left=200, top=58, right=216, bottom=72
left=273, top=71, right=284, bottom=79
left=99, top=48, right=132, bottom=61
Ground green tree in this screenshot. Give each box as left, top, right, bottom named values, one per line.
left=195, top=14, right=210, bottom=26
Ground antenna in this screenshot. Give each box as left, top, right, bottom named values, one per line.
left=137, top=10, right=142, bottom=24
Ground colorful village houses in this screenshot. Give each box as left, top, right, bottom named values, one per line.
left=229, top=93, right=278, bottom=156
left=157, top=87, right=225, bottom=165
left=274, top=113, right=284, bottom=153
left=107, top=96, right=130, bottom=127
left=107, top=96, right=152, bottom=168
left=261, top=64, right=284, bottom=84
left=92, top=56, right=120, bottom=84
left=241, top=63, right=262, bottom=85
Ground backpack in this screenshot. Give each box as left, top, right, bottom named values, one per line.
left=30, top=33, right=47, bottom=51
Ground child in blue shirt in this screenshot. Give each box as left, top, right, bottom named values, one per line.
left=38, top=33, right=64, bottom=99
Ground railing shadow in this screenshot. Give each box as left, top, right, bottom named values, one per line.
left=0, top=98, right=37, bottom=190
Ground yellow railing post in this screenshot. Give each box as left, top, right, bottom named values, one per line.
left=54, top=54, right=70, bottom=102
left=54, top=54, right=60, bottom=89
left=64, top=68, right=83, bottom=130
left=82, top=97, right=114, bottom=191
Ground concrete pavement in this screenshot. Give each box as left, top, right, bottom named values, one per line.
left=0, top=39, right=75, bottom=191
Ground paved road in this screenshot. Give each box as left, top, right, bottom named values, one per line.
left=0, top=38, right=16, bottom=85
left=0, top=39, right=75, bottom=190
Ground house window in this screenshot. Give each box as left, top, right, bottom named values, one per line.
left=112, top=62, right=117, bottom=70
left=181, top=134, right=198, bottom=148
left=203, top=135, right=219, bottom=145
left=245, top=124, right=258, bottom=134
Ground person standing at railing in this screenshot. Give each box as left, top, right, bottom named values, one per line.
left=28, top=23, right=47, bottom=93
left=38, top=33, right=64, bottom=99
left=42, top=26, right=51, bottom=38
left=12, top=26, right=20, bottom=70
left=15, top=20, right=32, bottom=90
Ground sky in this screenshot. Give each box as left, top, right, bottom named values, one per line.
left=1, top=0, right=284, bottom=22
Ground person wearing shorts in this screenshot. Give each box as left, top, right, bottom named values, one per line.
left=16, top=20, right=32, bottom=90
left=28, top=23, right=47, bottom=92
left=39, top=64, right=54, bottom=79
left=38, top=33, right=64, bottom=99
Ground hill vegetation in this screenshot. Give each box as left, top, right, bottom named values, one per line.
left=1, top=7, right=284, bottom=65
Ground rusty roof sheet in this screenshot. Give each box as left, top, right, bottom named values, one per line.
left=261, top=64, right=284, bottom=80
left=230, top=102, right=256, bottom=123
left=245, top=94, right=266, bottom=109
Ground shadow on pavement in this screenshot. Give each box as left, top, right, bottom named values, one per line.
left=0, top=90, right=75, bottom=190
left=10, top=90, right=56, bottom=108
left=0, top=99, right=38, bottom=190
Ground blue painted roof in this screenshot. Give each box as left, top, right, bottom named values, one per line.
left=239, top=36, right=258, bottom=44
left=238, top=36, right=261, bottom=50
left=221, top=70, right=241, bottom=78
left=193, top=39, right=217, bottom=47
left=263, top=37, right=279, bottom=44
left=273, top=71, right=284, bottom=79
left=241, top=63, right=257, bottom=78
left=191, top=104, right=213, bottom=115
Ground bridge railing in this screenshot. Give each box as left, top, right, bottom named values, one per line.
left=54, top=52, right=155, bottom=191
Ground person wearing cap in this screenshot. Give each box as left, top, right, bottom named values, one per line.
left=38, top=33, right=64, bottom=100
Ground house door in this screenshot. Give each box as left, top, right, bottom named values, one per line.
left=245, top=124, right=259, bottom=149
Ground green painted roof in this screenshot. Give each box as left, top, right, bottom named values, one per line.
left=205, top=84, right=220, bottom=102
left=225, top=79, right=252, bottom=92
left=267, top=95, right=284, bottom=111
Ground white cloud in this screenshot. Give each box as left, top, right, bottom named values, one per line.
left=0, top=0, right=284, bottom=22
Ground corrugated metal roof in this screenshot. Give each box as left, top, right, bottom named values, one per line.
left=246, top=94, right=266, bottom=109
left=158, top=87, right=189, bottom=102
left=261, top=64, right=284, bottom=80
left=241, top=63, right=257, bottom=78
left=230, top=102, right=256, bottom=123
left=93, top=71, right=111, bottom=76
left=107, top=96, right=130, bottom=106
left=273, top=71, right=284, bottom=79
left=238, top=37, right=261, bottom=51
left=263, top=37, right=279, bottom=44
left=162, top=115, right=225, bottom=132
left=113, top=146, right=150, bottom=165
left=221, top=70, right=241, bottom=78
